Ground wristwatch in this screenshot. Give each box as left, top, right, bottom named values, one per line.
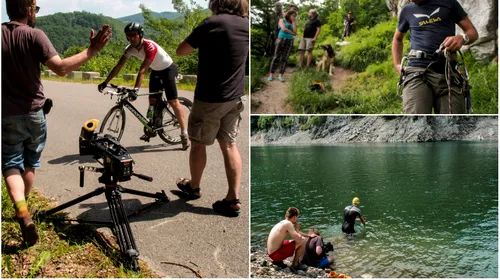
left=461, top=34, right=470, bottom=45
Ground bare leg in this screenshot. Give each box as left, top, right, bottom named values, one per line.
left=189, top=142, right=206, bottom=193
left=23, top=168, right=35, bottom=197
left=306, top=50, right=313, bottom=67
left=298, top=50, right=305, bottom=68
left=218, top=140, right=241, bottom=210
left=292, top=242, right=305, bottom=269
left=168, top=99, right=187, bottom=133
left=4, top=168, right=26, bottom=204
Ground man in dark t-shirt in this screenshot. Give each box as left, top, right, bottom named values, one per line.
left=298, top=9, right=321, bottom=68
left=342, top=197, right=366, bottom=234
left=392, top=0, right=478, bottom=114
left=176, top=0, right=248, bottom=217
left=300, top=229, right=334, bottom=269
left=342, top=12, right=357, bottom=39
left=2, top=0, right=111, bottom=247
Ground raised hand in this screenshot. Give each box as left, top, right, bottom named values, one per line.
left=89, top=24, right=112, bottom=56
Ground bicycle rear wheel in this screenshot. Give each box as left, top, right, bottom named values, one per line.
left=99, top=105, right=126, bottom=141
left=158, top=97, right=192, bottom=144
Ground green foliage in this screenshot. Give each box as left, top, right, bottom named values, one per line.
left=257, top=116, right=276, bottom=130
left=336, top=18, right=399, bottom=72
left=37, top=11, right=128, bottom=54
left=283, top=117, right=294, bottom=128
left=288, top=69, right=340, bottom=113
left=463, top=53, right=498, bottom=114
left=300, top=116, right=327, bottom=130
left=251, top=56, right=271, bottom=92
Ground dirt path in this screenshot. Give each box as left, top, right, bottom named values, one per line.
left=251, top=66, right=356, bottom=114
left=251, top=67, right=295, bottom=114
left=331, top=66, right=356, bottom=91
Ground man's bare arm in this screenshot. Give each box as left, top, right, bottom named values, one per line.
left=392, top=29, right=405, bottom=74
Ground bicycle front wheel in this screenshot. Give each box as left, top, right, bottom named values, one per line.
left=99, top=105, right=126, bottom=141
left=158, top=97, right=192, bottom=144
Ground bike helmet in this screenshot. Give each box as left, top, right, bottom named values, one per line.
left=124, top=22, right=144, bottom=38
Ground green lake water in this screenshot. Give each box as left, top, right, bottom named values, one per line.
left=251, top=142, right=498, bottom=278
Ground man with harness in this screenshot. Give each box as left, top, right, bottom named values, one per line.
left=98, top=22, right=189, bottom=149
left=392, top=0, right=478, bottom=114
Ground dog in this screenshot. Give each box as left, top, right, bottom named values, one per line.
left=316, top=44, right=335, bottom=76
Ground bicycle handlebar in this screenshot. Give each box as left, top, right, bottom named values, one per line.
left=103, top=84, right=135, bottom=96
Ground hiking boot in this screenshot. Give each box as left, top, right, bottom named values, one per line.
left=181, top=134, right=190, bottom=151
left=16, top=214, right=38, bottom=246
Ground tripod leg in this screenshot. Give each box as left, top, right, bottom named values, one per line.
left=120, top=187, right=169, bottom=202
left=38, top=187, right=106, bottom=217
left=106, top=189, right=141, bottom=272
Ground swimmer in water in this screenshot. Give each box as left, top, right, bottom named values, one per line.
left=342, top=197, right=366, bottom=234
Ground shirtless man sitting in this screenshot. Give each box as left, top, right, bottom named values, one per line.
left=267, top=207, right=310, bottom=269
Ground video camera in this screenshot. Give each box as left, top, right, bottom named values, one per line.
left=79, top=119, right=133, bottom=182
left=322, top=241, right=334, bottom=254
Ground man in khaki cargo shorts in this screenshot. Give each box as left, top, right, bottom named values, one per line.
left=175, top=0, right=249, bottom=217
left=298, top=9, right=321, bottom=68
left=392, top=0, right=478, bottom=114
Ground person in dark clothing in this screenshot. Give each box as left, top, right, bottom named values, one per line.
left=300, top=228, right=335, bottom=269
left=2, top=0, right=111, bottom=247
left=298, top=9, right=321, bottom=68
left=175, top=0, right=248, bottom=217
left=392, top=0, right=478, bottom=114
left=342, top=197, right=366, bottom=234
left=342, top=11, right=357, bottom=39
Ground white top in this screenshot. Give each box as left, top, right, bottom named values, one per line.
left=124, top=39, right=173, bottom=71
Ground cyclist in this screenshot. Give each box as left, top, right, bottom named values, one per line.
left=98, top=22, right=189, bottom=149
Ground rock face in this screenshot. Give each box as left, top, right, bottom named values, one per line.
left=251, top=116, right=497, bottom=145
left=385, top=0, right=498, bottom=60
left=458, top=0, right=498, bottom=60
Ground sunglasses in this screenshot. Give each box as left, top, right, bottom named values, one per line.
left=31, top=4, right=40, bottom=13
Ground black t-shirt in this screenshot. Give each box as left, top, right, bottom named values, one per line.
left=300, top=236, right=323, bottom=267
left=345, top=17, right=356, bottom=25
left=398, top=0, right=467, bottom=68
left=303, top=17, right=321, bottom=39
left=342, top=205, right=362, bottom=233
left=186, top=13, right=249, bottom=103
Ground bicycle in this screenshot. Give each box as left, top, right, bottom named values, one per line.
left=99, top=84, right=192, bottom=145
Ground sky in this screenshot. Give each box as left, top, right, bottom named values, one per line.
left=1, top=0, right=209, bottom=22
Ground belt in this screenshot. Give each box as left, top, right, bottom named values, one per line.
left=408, top=49, right=434, bottom=59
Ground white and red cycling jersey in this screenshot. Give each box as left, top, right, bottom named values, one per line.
left=123, top=39, right=173, bottom=71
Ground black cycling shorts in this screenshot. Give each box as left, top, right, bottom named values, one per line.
left=149, top=63, right=178, bottom=100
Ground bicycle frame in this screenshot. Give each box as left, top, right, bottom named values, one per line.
left=114, top=92, right=177, bottom=133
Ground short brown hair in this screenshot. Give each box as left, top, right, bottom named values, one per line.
left=209, top=0, right=248, bottom=17
left=285, top=207, right=299, bottom=218
left=308, top=228, right=321, bottom=236
left=6, top=0, right=34, bottom=20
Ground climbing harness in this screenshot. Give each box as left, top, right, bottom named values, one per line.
left=397, top=44, right=471, bottom=113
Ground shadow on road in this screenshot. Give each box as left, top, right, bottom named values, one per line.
left=47, top=144, right=182, bottom=166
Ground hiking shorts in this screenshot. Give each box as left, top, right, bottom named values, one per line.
left=299, top=38, right=315, bottom=51
left=402, top=66, right=466, bottom=114
left=2, top=109, right=47, bottom=173
left=268, top=240, right=296, bottom=262
left=188, top=96, right=245, bottom=145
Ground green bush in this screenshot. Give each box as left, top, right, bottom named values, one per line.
left=462, top=52, right=498, bottom=114
left=336, top=18, right=400, bottom=72
left=257, top=116, right=276, bottom=130
left=251, top=56, right=271, bottom=92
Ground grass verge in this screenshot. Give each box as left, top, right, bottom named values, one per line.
left=1, top=180, right=160, bottom=278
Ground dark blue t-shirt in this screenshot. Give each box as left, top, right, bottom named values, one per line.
left=398, top=0, right=467, bottom=68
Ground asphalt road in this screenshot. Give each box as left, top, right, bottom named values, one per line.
left=35, top=81, right=249, bottom=278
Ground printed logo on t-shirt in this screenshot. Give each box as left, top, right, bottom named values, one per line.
left=414, top=8, right=442, bottom=26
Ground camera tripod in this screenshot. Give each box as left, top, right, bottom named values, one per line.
left=37, top=165, right=169, bottom=272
